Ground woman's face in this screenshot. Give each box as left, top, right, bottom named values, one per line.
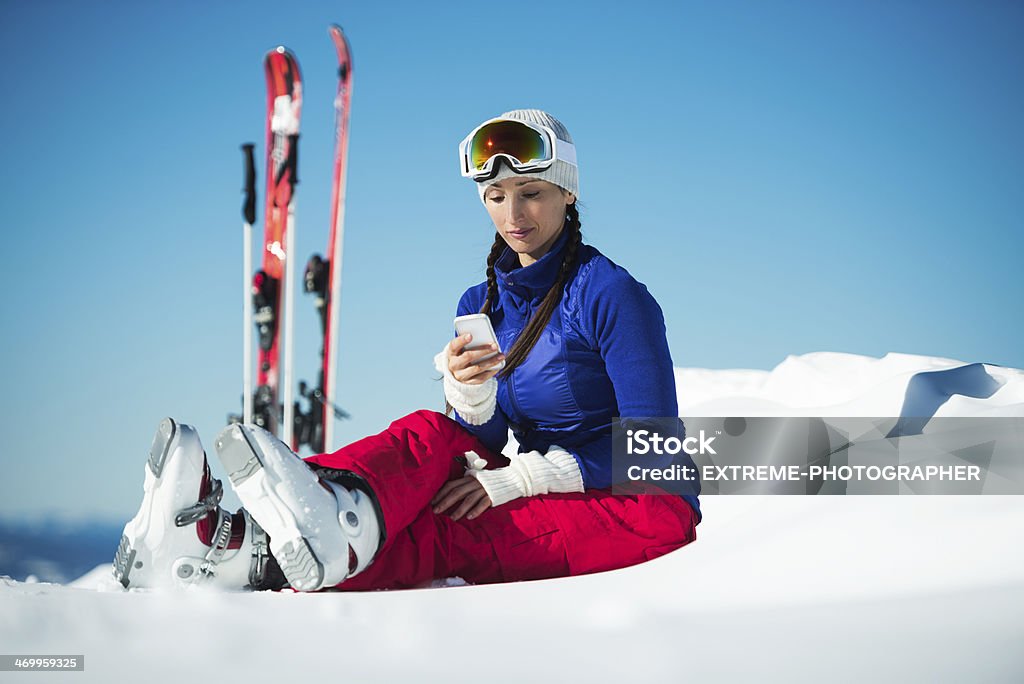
left=483, top=178, right=575, bottom=267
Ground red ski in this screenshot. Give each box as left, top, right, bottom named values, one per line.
left=298, top=25, right=353, bottom=453
left=253, top=46, right=302, bottom=438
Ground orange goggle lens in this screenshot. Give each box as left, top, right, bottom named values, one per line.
left=467, top=120, right=552, bottom=172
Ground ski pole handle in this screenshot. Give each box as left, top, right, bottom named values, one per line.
left=241, top=143, right=257, bottom=225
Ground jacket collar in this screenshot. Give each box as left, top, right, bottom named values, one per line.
left=494, top=229, right=570, bottom=300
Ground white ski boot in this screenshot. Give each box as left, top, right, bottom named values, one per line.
left=215, top=423, right=383, bottom=592
left=113, top=418, right=275, bottom=590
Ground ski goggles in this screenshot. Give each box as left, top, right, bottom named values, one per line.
left=459, top=118, right=577, bottom=181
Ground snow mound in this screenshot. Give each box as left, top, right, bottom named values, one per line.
left=676, top=350, right=1024, bottom=417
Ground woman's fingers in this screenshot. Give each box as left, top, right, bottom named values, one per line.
left=431, top=478, right=469, bottom=509
left=464, top=363, right=504, bottom=384
left=431, top=477, right=477, bottom=514
left=448, top=333, right=497, bottom=356
left=431, top=477, right=492, bottom=520
left=466, top=491, right=493, bottom=520
left=447, top=333, right=472, bottom=356
left=449, top=332, right=498, bottom=361
left=451, top=349, right=505, bottom=382
left=429, top=479, right=457, bottom=508
left=450, top=486, right=489, bottom=522
left=453, top=361, right=504, bottom=384
left=451, top=344, right=501, bottom=368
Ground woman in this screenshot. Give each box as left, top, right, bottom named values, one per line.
left=113, top=109, right=700, bottom=592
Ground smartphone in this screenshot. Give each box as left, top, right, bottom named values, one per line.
left=454, top=313, right=505, bottom=370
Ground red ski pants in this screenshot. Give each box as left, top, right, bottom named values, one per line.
left=303, top=410, right=698, bottom=590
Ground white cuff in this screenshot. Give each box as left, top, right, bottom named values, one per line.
left=434, top=343, right=496, bottom=426
left=467, top=445, right=585, bottom=507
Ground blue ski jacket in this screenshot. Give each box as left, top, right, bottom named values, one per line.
left=454, top=230, right=701, bottom=521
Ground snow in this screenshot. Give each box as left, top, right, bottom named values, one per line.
left=2, top=351, right=1023, bottom=681
left=676, top=351, right=1024, bottom=417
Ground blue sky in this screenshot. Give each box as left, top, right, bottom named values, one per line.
left=1, top=0, right=1021, bottom=519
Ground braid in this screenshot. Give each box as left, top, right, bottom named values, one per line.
left=498, top=203, right=582, bottom=378
left=480, top=232, right=505, bottom=315
left=557, top=203, right=583, bottom=285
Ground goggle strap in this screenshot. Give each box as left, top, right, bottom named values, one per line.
left=555, top=138, right=577, bottom=167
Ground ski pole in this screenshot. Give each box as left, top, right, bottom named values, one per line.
left=241, top=143, right=257, bottom=426
left=282, top=134, right=299, bottom=448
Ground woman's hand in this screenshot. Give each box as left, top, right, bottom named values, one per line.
left=431, top=475, right=493, bottom=521
left=447, top=333, right=505, bottom=385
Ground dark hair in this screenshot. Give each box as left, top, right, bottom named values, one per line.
left=443, top=201, right=582, bottom=417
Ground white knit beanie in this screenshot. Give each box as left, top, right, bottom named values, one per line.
left=471, top=109, right=579, bottom=201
